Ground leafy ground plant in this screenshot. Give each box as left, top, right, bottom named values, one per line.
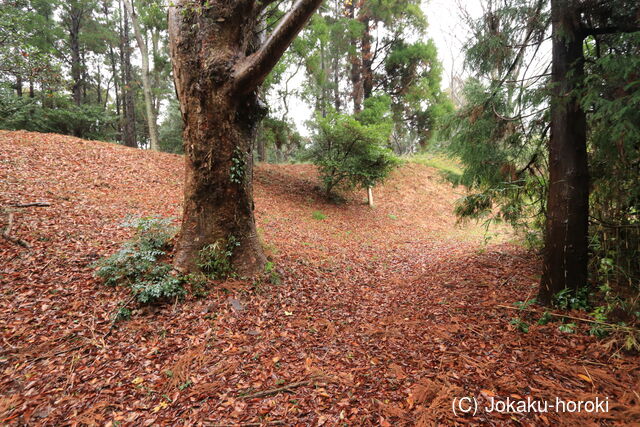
left=94, top=216, right=186, bottom=305
left=198, top=236, right=239, bottom=280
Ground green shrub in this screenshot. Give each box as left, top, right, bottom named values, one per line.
left=158, top=99, right=184, bottom=154
left=553, top=287, right=590, bottom=311
left=94, top=243, right=166, bottom=287
left=305, top=101, right=400, bottom=197
left=0, top=90, right=118, bottom=141
left=132, top=275, right=186, bottom=304
left=264, top=261, right=281, bottom=285
left=94, top=217, right=185, bottom=305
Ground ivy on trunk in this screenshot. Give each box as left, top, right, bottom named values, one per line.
left=168, top=0, right=323, bottom=277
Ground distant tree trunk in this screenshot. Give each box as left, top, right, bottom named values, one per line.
left=96, top=67, right=102, bottom=104
left=257, top=124, right=266, bottom=162
left=123, top=0, right=159, bottom=151
left=15, top=75, right=22, bottom=97
left=28, top=79, right=34, bottom=98
left=103, top=1, right=121, bottom=141
left=120, top=0, right=137, bottom=148
left=333, top=54, right=341, bottom=111
left=360, top=16, right=373, bottom=100
left=68, top=5, right=83, bottom=107
left=81, top=49, right=89, bottom=103
left=319, top=38, right=328, bottom=117
left=168, top=0, right=323, bottom=277
left=348, top=2, right=363, bottom=113
left=539, top=0, right=588, bottom=305
left=151, top=29, right=162, bottom=114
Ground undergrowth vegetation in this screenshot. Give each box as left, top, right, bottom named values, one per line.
left=508, top=288, right=640, bottom=353
left=94, top=217, right=281, bottom=313
left=94, top=217, right=186, bottom=305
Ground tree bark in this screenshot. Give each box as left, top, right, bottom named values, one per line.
left=539, top=0, right=589, bottom=305
left=168, top=0, right=323, bottom=277
left=333, top=52, right=341, bottom=111
left=106, top=4, right=122, bottom=140
left=123, top=0, right=159, bottom=151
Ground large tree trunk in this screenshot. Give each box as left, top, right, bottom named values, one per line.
left=123, top=0, right=159, bottom=151
left=539, top=0, right=589, bottom=305
left=168, top=0, right=323, bottom=277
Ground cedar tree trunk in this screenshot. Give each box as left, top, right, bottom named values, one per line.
left=168, top=0, right=323, bottom=277
left=539, top=0, right=589, bottom=305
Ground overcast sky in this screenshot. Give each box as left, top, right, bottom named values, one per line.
left=424, top=0, right=483, bottom=88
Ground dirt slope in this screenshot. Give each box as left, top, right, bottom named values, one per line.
left=1, top=130, right=638, bottom=425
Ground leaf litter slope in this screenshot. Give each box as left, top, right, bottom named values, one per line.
left=0, top=130, right=638, bottom=426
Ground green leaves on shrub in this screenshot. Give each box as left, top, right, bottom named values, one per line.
left=305, top=99, right=400, bottom=197
left=0, top=90, right=118, bottom=141
left=132, top=275, right=186, bottom=304
left=553, top=287, right=590, bottom=311
left=311, top=210, right=326, bottom=220
left=94, top=217, right=185, bottom=305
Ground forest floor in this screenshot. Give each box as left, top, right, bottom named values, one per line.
left=1, top=130, right=639, bottom=426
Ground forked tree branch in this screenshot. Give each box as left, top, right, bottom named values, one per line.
left=233, top=0, right=324, bottom=94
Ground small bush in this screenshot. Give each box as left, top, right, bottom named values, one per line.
left=0, top=90, right=118, bottom=141
left=132, top=275, right=186, bottom=304
left=553, top=287, right=590, bottom=311
left=305, top=101, right=400, bottom=198
left=94, top=217, right=185, bottom=305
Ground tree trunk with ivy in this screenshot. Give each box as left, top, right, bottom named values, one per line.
left=168, top=0, right=323, bottom=277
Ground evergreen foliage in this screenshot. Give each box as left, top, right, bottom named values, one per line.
left=306, top=97, right=400, bottom=197
left=446, top=0, right=639, bottom=323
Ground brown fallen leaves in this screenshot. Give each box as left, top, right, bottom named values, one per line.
left=0, top=130, right=638, bottom=425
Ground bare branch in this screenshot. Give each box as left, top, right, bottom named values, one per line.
left=233, top=0, right=324, bottom=95
left=2, top=211, right=31, bottom=249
